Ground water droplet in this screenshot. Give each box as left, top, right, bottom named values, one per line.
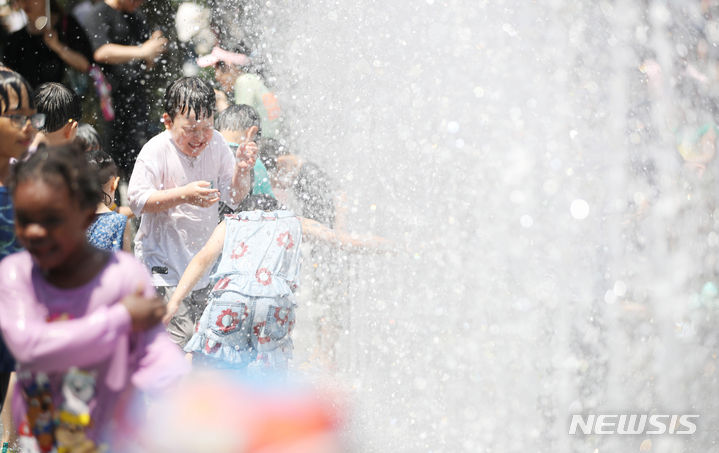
left=613, top=280, right=627, bottom=297
left=570, top=199, right=589, bottom=220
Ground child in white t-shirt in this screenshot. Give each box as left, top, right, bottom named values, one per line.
left=127, top=76, right=257, bottom=348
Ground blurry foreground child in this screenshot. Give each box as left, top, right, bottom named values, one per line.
left=0, top=144, right=188, bottom=452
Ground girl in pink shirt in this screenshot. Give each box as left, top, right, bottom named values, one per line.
left=0, top=144, right=188, bottom=452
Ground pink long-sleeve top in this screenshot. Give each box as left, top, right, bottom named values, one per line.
left=0, top=251, right=189, bottom=451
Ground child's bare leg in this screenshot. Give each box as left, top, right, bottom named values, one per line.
left=1, top=372, right=16, bottom=447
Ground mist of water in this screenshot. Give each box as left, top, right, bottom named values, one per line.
left=234, top=1, right=719, bottom=451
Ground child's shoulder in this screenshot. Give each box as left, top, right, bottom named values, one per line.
left=0, top=251, right=34, bottom=287
left=138, top=131, right=173, bottom=158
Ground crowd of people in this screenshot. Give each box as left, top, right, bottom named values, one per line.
left=0, top=0, right=380, bottom=450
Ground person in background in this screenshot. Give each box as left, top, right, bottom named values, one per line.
left=87, top=149, right=132, bottom=252
left=83, top=0, right=167, bottom=176
left=30, top=82, right=80, bottom=149
left=75, top=122, right=135, bottom=220
left=198, top=45, right=282, bottom=139
left=74, top=122, right=101, bottom=153
left=3, top=0, right=93, bottom=88
left=215, top=104, right=275, bottom=199
left=258, top=138, right=338, bottom=228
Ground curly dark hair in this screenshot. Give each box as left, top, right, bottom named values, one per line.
left=10, top=143, right=102, bottom=210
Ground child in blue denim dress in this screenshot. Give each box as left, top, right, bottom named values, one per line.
left=86, top=150, right=131, bottom=251
left=165, top=195, right=301, bottom=373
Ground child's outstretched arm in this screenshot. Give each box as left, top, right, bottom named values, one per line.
left=300, top=217, right=392, bottom=253
left=163, top=221, right=227, bottom=324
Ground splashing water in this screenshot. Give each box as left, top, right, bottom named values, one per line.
left=223, top=1, right=719, bottom=451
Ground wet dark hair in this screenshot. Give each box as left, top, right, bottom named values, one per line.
left=34, top=83, right=81, bottom=133
left=256, top=137, right=288, bottom=173
left=237, top=194, right=279, bottom=212
left=10, top=143, right=102, bottom=210
left=164, top=76, right=216, bottom=120
left=74, top=123, right=101, bottom=152
left=215, top=104, right=261, bottom=136
left=87, top=149, right=118, bottom=206
left=0, top=68, right=34, bottom=115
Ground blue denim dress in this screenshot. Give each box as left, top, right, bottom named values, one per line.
left=185, top=210, right=302, bottom=371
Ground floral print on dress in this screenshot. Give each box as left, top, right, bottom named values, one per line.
left=87, top=212, right=127, bottom=251
left=213, top=277, right=231, bottom=292
left=215, top=308, right=241, bottom=333
left=276, top=231, right=294, bottom=250
left=255, top=268, right=272, bottom=286
left=231, top=242, right=248, bottom=259
left=205, top=338, right=221, bottom=354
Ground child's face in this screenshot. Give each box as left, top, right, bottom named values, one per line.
left=0, top=85, right=37, bottom=160
left=219, top=128, right=256, bottom=146
left=214, top=64, right=240, bottom=93
left=163, top=111, right=214, bottom=158
left=14, top=178, right=95, bottom=272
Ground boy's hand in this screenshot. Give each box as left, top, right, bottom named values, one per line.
left=122, top=287, right=166, bottom=332
left=235, top=128, right=258, bottom=171
left=141, top=30, right=168, bottom=68
left=181, top=181, right=220, bottom=207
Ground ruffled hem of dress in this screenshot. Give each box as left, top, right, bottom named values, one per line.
left=209, top=274, right=296, bottom=298
left=184, top=330, right=292, bottom=364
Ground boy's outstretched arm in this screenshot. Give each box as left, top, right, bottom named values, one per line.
left=163, top=221, right=226, bottom=324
